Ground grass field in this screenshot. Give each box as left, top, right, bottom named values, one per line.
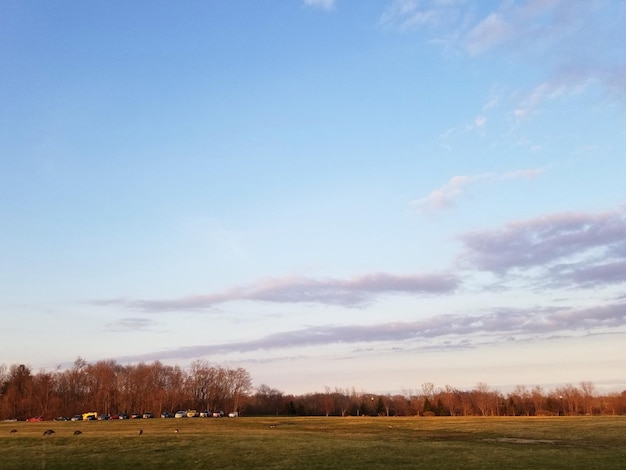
left=1, top=416, right=625, bottom=469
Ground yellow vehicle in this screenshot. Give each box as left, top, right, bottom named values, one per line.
left=82, top=412, right=98, bottom=421
left=186, top=410, right=198, bottom=418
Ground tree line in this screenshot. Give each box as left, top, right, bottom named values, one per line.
left=2, top=359, right=625, bottom=420
left=0, top=358, right=251, bottom=420
left=259, top=382, right=626, bottom=417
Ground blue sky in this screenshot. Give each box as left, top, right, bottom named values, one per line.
left=1, top=0, right=625, bottom=394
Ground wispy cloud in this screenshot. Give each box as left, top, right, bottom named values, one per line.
left=411, top=174, right=493, bottom=212
left=501, top=169, right=543, bottom=179
left=380, top=0, right=625, bottom=62
left=474, top=115, right=486, bottom=128
left=411, top=169, right=542, bottom=212
left=93, top=272, right=460, bottom=312
left=106, top=318, right=157, bottom=332
left=465, top=12, right=512, bottom=56
left=115, top=301, right=626, bottom=362
left=303, top=0, right=335, bottom=10
left=514, top=72, right=594, bottom=118
left=379, top=0, right=465, bottom=31
left=458, top=208, right=626, bottom=283
left=381, top=1, right=626, bottom=111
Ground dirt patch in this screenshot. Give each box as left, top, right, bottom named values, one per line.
left=486, top=437, right=557, bottom=445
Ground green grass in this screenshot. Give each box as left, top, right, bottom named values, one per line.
left=2, top=416, right=625, bottom=469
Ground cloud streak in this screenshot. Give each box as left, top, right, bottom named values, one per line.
left=94, top=272, right=460, bottom=312
left=115, top=301, right=626, bottom=362
left=106, top=318, right=157, bottom=332
left=411, top=169, right=542, bottom=212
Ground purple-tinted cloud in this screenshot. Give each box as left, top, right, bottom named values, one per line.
left=458, top=208, right=626, bottom=276
left=550, top=260, right=626, bottom=288
left=93, top=272, right=460, bottom=312
left=114, top=302, right=626, bottom=363
left=106, top=318, right=156, bottom=332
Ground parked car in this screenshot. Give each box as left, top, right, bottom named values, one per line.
left=199, top=411, right=210, bottom=418
left=26, top=416, right=43, bottom=422
left=160, top=412, right=174, bottom=418
left=130, top=413, right=142, bottom=419
left=186, top=410, right=198, bottom=418
left=174, top=411, right=187, bottom=418
left=228, top=412, right=238, bottom=418
left=212, top=411, right=224, bottom=418
left=142, top=412, right=153, bottom=419
left=54, top=416, right=70, bottom=421
left=118, top=413, right=129, bottom=420
left=97, top=414, right=110, bottom=420
left=71, top=415, right=83, bottom=421
left=109, top=414, right=120, bottom=420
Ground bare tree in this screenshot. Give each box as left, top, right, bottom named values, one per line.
left=163, top=364, right=187, bottom=412
left=255, top=384, right=284, bottom=415
left=333, top=387, right=351, bottom=417
left=473, top=382, right=491, bottom=416
left=442, top=385, right=459, bottom=416
left=401, top=387, right=420, bottom=416
left=421, top=382, right=435, bottom=401
left=458, top=390, right=473, bottom=416
left=509, top=385, right=531, bottom=416
left=555, top=384, right=582, bottom=415
left=580, top=381, right=596, bottom=415
left=85, top=360, right=118, bottom=414
left=0, top=364, right=7, bottom=387
left=531, top=385, right=545, bottom=415
left=224, top=367, right=252, bottom=414
left=32, top=371, right=56, bottom=418
left=420, top=382, right=435, bottom=415
left=1, top=364, right=34, bottom=419
left=189, top=360, right=215, bottom=410
left=322, top=386, right=334, bottom=416
left=381, top=394, right=392, bottom=417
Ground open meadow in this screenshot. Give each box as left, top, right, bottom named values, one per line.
left=1, top=416, right=625, bottom=469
